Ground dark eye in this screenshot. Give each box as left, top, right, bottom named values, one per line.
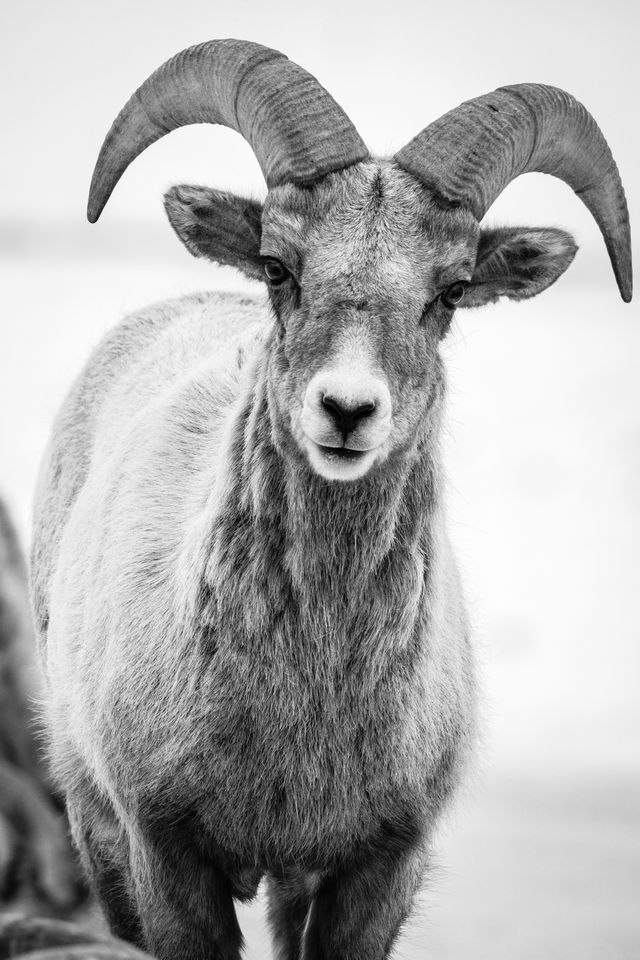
left=263, top=258, right=290, bottom=286
left=441, top=282, right=467, bottom=309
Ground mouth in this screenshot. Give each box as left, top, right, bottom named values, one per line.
left=316, top=444, right=367, bottom=463
left=303, top=438, right=379, bottom=481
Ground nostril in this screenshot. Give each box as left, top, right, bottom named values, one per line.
left=353, top=400, right=376, bottom=421
left=321, top=395, right=376, bottom=436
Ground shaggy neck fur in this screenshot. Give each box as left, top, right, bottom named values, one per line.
left=196, top=344, right=445, bottom=690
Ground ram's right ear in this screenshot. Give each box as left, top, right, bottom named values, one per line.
left=164, top=185, right=264, bottom=282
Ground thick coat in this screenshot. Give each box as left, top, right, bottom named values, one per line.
left=32, top=281, right=475, bottom=924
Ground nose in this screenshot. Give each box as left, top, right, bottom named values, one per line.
left=321, top=395, right=376, bottom=436
left=301, top=365, right=392, bottom=454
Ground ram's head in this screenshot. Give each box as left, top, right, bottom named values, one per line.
left=88, top=40, right=632, bottom=481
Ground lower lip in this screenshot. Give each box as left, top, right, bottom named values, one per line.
left=317, top=445, right=367, bottom=463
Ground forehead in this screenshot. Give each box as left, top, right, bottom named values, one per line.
left=261, top=160, right=478, bottom=293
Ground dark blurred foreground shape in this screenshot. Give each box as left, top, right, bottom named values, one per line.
left=0, top=498, right=84, bottom=915
left=0, top=915, right=153, bottom=959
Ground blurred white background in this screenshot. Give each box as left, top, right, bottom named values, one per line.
left=2, top=1, right=639, bottom=957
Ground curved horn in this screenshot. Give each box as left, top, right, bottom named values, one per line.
left=394, top=84, right=632, bottom=302
left=88, top=39, right=369, bottom=223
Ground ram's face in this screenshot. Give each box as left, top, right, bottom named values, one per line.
left=166, top=162, right=579, bottom=485
left=261, top=162, right=478, bottom=481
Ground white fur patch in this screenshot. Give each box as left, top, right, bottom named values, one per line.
left=299, top=325, right=392, bottom=481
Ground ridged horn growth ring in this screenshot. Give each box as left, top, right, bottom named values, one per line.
left=395, top=84, right=632, bottom=302
left=87, top=39, right=369, bottom=223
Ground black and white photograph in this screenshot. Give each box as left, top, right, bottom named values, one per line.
left=1, top=1, right=638, bottom=958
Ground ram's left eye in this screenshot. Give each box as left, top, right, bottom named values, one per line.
left=441, top=282, right=467, bottom=309
left=263, top=258, right=290, bottom=286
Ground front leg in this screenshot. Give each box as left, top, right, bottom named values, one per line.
left=67, top=774, right=143, bottom=945
left=131, top=823, right=243, bottom=960
left=266, top=872, right=314, bottom=960
left=302, top=827, right=428, bottom=960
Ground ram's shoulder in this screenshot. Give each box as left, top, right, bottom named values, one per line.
left=58, top=289, right=267, bottom=426
left=30, top=289, right=269, bottom=643
left=109, top=289, right=268, bottom=359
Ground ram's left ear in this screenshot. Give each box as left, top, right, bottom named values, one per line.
left=461, top=227, right=578, bottom=308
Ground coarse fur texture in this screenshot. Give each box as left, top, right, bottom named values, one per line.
left=29, top=156, right=589, bottom=959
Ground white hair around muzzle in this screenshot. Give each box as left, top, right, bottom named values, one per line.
left=299, top=328, right=392, bottom=482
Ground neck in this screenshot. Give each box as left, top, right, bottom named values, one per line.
left=195, top=350, right=445, bottom=672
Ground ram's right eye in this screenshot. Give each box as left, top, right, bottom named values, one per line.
left=263, top=259, right=290, bottom=286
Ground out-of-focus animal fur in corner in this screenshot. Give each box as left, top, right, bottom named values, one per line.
left=0, top=915, right=151, bottom=959
left=0, top=497, right=84, bottom=915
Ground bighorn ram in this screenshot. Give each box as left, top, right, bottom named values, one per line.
left=31, top=39, right=631, bottom=960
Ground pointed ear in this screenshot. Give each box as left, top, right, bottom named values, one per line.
left=163, top=185, right=264, bottom=282
left=461, top=227, right=578, bottom=308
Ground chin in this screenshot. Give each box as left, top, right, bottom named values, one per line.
left=303, top=438, right=381, bottom=482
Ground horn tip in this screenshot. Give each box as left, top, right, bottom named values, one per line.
left=87, top=186, right=104, bottom=223
left=615, top=255, right=632, bottom=302
left=620, top=281, right=633, bottom=303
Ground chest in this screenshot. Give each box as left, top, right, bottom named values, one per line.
left=188, top=651, right=430, bottom=868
